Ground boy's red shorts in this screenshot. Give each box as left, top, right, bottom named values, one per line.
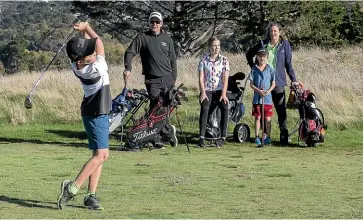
left=252, top=104, right=273, bottom=117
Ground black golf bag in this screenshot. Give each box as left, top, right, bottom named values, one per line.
left=205, top=72, right=250, bottom=143
left=205, top=98, right=245, bottom=138
left=123, top=84, right=187, bottom=150
left=287, top=83, right=326, bottom=147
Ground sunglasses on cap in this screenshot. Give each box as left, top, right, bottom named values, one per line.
left=149, top=20, right=161, bottom=24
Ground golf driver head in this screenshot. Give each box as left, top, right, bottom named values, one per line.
left=24, top=95, right=33, bottom=109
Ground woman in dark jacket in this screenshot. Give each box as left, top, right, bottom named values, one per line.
left=246, top=22, right=299, bottom=145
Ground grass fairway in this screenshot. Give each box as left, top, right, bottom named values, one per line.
left=0, top=123, right=362, bottom=219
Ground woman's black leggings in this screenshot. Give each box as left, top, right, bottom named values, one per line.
left=271, top=86, right=288, bottom=132
left=199, top=90, right=229, bottom=138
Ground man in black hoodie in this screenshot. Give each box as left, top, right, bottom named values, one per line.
left=123, top=11, right=178, bottom=149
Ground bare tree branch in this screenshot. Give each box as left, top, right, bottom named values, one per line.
left=186, top=2, right=209, bottom=14
left=71, top=1, right=247, bottom=57
left=96, top=19, right=134, bottom=40
left=140, top=1, right=154, bottom=11
left=154, top=1, right=173, bottom=14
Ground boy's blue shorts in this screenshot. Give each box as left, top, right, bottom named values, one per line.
left=82, top=114, right=109, bottom=150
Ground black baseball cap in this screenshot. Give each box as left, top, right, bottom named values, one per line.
left=257, top=48, right=268, bottom=56
left=66, top=36, right=97, bottom=62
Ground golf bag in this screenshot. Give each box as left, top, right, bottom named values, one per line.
left=123, top=84, right=187, bottom=150
left=205, top=100, right=245, bottom=139
left=109, top=87, right=149, bottom=134
left=205, top=72, right=246, bottom=139
left=287, top=83, right=326, bottom=146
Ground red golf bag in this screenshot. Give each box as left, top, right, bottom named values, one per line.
left=288, top=83, right=326, bottom=147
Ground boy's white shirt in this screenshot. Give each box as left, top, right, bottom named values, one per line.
left=72, top=55, right=109, bottom=98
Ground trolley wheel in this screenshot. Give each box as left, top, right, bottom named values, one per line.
left=233, top=123, right=250, bottom=143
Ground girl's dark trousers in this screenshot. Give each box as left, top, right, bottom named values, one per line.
left=199, top=90, right=229, bottom=138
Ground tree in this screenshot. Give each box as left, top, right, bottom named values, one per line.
left=71, top=1, right=238, bottom=57
left=339, top=2, right=363, bottom=44
left=0, top=1, right=77, bottom=73
left=265, top=1, right=362, bottom=47
left=228, top=1, right=270, bottom=52
left=0, top=38, right=28, bottom=73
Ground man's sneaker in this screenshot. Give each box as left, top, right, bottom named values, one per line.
left=57, top=180, right=76, bottom=210
left=215, top=138, right=225, bottom=148
left=254, top=137, right=262, bottom=145
left=84, top=194, right=104, bottom=210
left=197, top=138, right=205, bottom=148
left=264, top=137, right=271, bottom=145
left=169, top=125, right=178, bottom=147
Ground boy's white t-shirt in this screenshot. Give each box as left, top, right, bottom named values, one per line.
left=72, top=55, right=111, bottom=116
left=72, top=55, right=109, bottom=98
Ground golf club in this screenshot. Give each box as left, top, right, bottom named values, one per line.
left=257, top=93, right=265, bottom=148
left=24, top=29, right=77, bottom=109
left=118, top=78, right=129, bottom=144
left=175, top=104, right=190, bottom=153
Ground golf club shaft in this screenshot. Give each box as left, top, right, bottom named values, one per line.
left=176, top=108, right=190, bottom=153
left=174, top=84, right=190, bottom=153
left=27, top=29, right=77, bottom=97
left=122, top=79, right=128, bottom=96
left=261, top=96, right=264, bottom=144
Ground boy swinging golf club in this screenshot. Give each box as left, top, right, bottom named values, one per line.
left=249, top=48, right=275, bottom=148
left=57, top=21, right=111, bottom=210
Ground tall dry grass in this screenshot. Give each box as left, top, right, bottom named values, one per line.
left=0, top=46, right=362, bottom=128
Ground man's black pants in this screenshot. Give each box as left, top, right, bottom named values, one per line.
left=145, top=74, right=175, bottom=144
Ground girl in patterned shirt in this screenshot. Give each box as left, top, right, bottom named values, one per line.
left=197, top=36, right=230, bottom=148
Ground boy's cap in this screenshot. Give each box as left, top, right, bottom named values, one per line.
left=257, top=48, right=268, bottom=55
left=66, top=36, right=97, bottom=62
left=149, top=11, right=162, bottom=22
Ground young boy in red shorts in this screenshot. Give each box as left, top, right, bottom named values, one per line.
left=249, top=48, right=276, bottom=147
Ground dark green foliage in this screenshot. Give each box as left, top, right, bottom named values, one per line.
left=233, top=1, right=363, bottom=50
left=286, top=2, right=348, bottom=46
left=0, top=2, right=126, bottom=74
left=229, top=1, right=269, bottom=52
left=0, top=37, right=29, bottom=74
left=339, top=2, right=363, bottom=44
left=0, top=2, right=75, bottom=74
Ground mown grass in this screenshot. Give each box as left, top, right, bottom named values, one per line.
left=0, top=122, right=362, bottom=219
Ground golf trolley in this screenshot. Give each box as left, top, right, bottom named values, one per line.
left=204, top=72, right=250, bottom=145
left=109, top=87, right=149, bottom=137
left=287, top=83, right=326, bottom=147
left=109, top=83, right=189, bottom=151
